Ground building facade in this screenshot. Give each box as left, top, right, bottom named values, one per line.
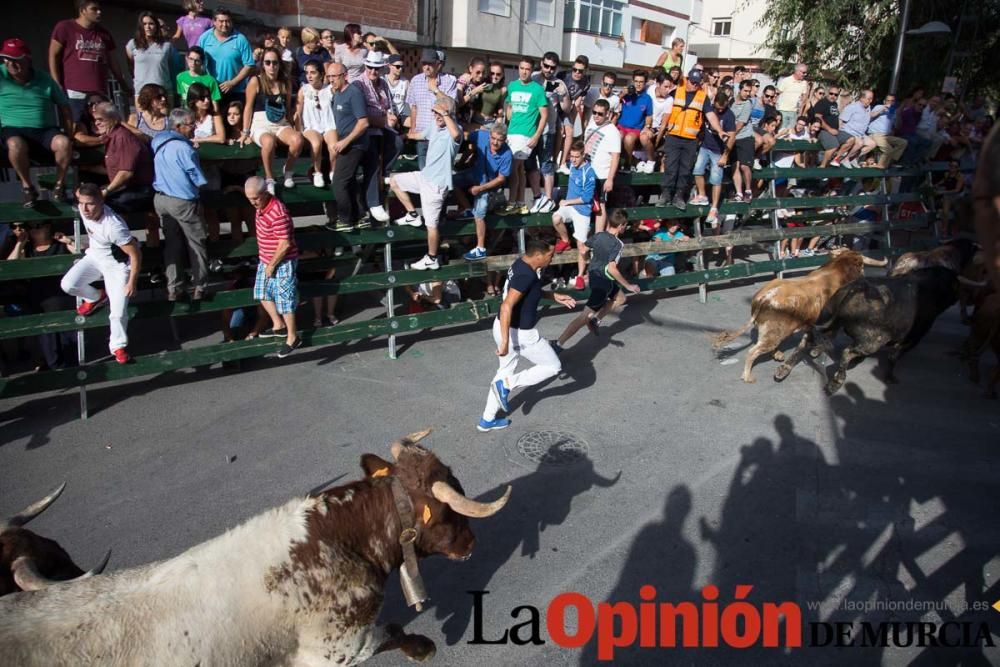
left=686, top=0, right=773, bottom=81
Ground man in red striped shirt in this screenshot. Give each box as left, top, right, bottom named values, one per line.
left=245, top=176, right=301, bottom=358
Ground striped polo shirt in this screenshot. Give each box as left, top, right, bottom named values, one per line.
left=255, top=196, right=298, bottom=263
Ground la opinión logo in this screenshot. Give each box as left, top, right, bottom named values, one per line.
left=468, top=586, right=996, bottom=660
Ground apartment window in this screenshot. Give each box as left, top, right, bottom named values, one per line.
left=479, top=0, right=511, bottom=17
left=527, top=0, right=555, bottom=25
left=564, top=0, right=625, bottom=39
left=712, top=17, right=732, bottom=37
left=631, top=17, right=667, bottom=45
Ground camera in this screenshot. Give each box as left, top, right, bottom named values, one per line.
left=627, top=84, right=637, bottom=97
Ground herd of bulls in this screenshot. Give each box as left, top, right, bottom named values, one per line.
left=0, top=430, right=510, bottom=666
left=713, top=239, right=996, bottom=396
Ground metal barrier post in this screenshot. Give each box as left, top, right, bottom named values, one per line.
left=694, top=217, right=707, bottom=304
left=73, top=212, right=88, bottom=419
left=769, top=177, right=783, bottom=279
left=384, top=241, right=397, bottom=359
left=879, top=176, right=892, bottom=258
left=517, top=227, right=526, bottom=254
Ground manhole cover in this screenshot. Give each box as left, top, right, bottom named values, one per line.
left=515, top=430, right=590, bottom=466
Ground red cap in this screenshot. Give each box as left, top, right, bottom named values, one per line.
left=0, top=38, right=30, bottom=60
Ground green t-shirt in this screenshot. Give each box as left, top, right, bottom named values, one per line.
left=175, top=71, right=222, bottom=103
left=505, top=80, right=546, bottom=138
left=0, top=65, right=69, bottom=129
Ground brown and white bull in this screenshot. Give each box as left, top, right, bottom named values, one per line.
left=1, top=483, right=110, bottom=596
left=0, top=430, right=510, bottom=666
left=712, top=249, right=888, bottom=383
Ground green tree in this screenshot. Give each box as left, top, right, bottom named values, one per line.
left=756, top=0, right=1000, bottom=102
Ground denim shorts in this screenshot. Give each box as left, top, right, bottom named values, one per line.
left=527, top=132, right=557, bottom=176
left=453, top=170, right=492, bottom=219
left=693, top=147, right=724, bottom=186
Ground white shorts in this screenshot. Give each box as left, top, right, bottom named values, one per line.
left=303, top=120, right=337, bottom=135
left=250, top=111, right=294, bottom=146
left=392, top=171, right=448, bottom=229
left=507, top=134, right=534, bottom=160
left=555, top=206, right=590, bottom=242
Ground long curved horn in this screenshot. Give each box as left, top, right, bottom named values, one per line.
left=0, top=483, right=67, bottom=534
left=957, top=275, right=989, bottom=288
left=862, top=255, right=889, bottom=267
left=11, top=549, right=111, bottom=592
left=431, top=482, right=511, bottom=518
left=390, top=428, right=433, bottom=460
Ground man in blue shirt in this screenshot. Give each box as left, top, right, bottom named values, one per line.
left=388, top=95, right=462, bottom=270
left=616, top=69, right=653, bottom=170
left=152, top=108, right=208, bottom=301
left=868, top=93, right=907, bottom=169
left=552, top=141, right=596, bottom=282
left=691, top=89, right=737, bottom=225
left=455, top=124, right=513, bottom=261
left=197, top=8, right=254, bottom=105
left=479, top=238, right=577, bottom=432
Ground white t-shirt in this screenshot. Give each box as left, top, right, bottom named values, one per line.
left=81, top=205, right=133, bottom=259
left=384, top=76, right=409, bottom=117
left=583, top=122, right=622, bottom=180
left=774, top=127, right=811, bottom=167
left=648, top=90, right=673, bottom=131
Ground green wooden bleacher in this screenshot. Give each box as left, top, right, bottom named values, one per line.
left=1, top=142, right=937, bottom=411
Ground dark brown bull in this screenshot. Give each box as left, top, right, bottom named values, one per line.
left=712, top=249, right=887, bottom=383
left=888, top=238, right=985, bottom=322
left=973, top=124, right=1000, bottom=294
left=0, top=483, right=109, bottom=596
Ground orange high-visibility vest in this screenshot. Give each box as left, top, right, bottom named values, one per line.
left=667, top=83, right=707, bottom=140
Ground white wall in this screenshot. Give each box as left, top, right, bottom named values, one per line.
left=449, top=0, right=566, bottom=59
left=623, top=3, right=689, bottom=70
left=563, top=32, right=624, bottom=70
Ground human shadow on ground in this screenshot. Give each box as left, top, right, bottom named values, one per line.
left=379, top=449, right=620, bottom=646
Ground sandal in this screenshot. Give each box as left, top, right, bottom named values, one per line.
left=22, top=185, right=38, bottom=209
left=51, top=182, right=67, bottom=203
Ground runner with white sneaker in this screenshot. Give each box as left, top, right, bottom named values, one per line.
left=60, top=184, right=142, bottom=365
left=479, top=238, right=576, bottom=432
left=388, top=95, right=462, bottom=271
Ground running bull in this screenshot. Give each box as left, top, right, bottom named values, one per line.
left=1, top=483, right=109, bottom=596
left=0, top=430, right=511, bottom=666
left=806, top=267, right=987, bottom=394
left=888, top=238, right=985, bottom=322
left=713, top=249, right=888, bottom=383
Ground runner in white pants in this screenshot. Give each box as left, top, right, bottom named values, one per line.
left=60, top=183, right=141, bottom=363
left=479, top=238, right=576, bottom=432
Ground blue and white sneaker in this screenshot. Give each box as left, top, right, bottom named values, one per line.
left=491, top=378, right=511, bottom=412
left=477, top=417, right=511, bottom=432
left=464, top=247, right=487, bottom=261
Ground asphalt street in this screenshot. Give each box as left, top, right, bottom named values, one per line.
left=1, top=275, right=998, bottom=666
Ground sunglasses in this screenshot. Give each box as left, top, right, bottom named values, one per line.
left=764, top=93, right=775, bottom=99
left=263, top=60, right=279, bottom=65
left=541, top=64, right=557, bottom=71
left=366, top=41, right=376, bottom=47
left=390, top=63, right=402, bottom=68
left=592, top=110, right=606, bottom=117
left=491, top=72, right=503, bottom=77
left=572, top=67, right=586, bottom=73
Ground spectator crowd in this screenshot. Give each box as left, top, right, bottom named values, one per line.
left=0, top=0, right=992, bottom=369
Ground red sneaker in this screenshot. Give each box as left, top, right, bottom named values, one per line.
left=553, top=239, right=572, bottom=253
left=113, top=348, right=130, bottom=364
left=76, top=290, right=107, bottom=317
left=573, top=275, right=586, bottom=290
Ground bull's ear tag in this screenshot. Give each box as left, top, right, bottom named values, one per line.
left=422, top=505, right=432, bottom=523
left=372, top=467, right=390, bottom=478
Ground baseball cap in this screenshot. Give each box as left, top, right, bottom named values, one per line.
left=687, top=68, right=704, bottom=84
left=0, top=38, right=30, bottom=60
left=420, top=48, right=440, bottom=64
left=387, top=54, right=403, bottom=66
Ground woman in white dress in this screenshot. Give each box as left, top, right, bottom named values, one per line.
left=295, top=59, right=338, bottom=188
left=186, top=82, right=225, bottom=146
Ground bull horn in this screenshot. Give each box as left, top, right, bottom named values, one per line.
left=957, top=275, right=989, bottom=288
left=0, top=483, right=67, bottom=534
left=11, top=548, right=111, bottom=592
left=431, top=482, right=511, bottom=518
left=390, top=428, right=433, bottom=460
left=862, top=255, right=889, bottom=267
